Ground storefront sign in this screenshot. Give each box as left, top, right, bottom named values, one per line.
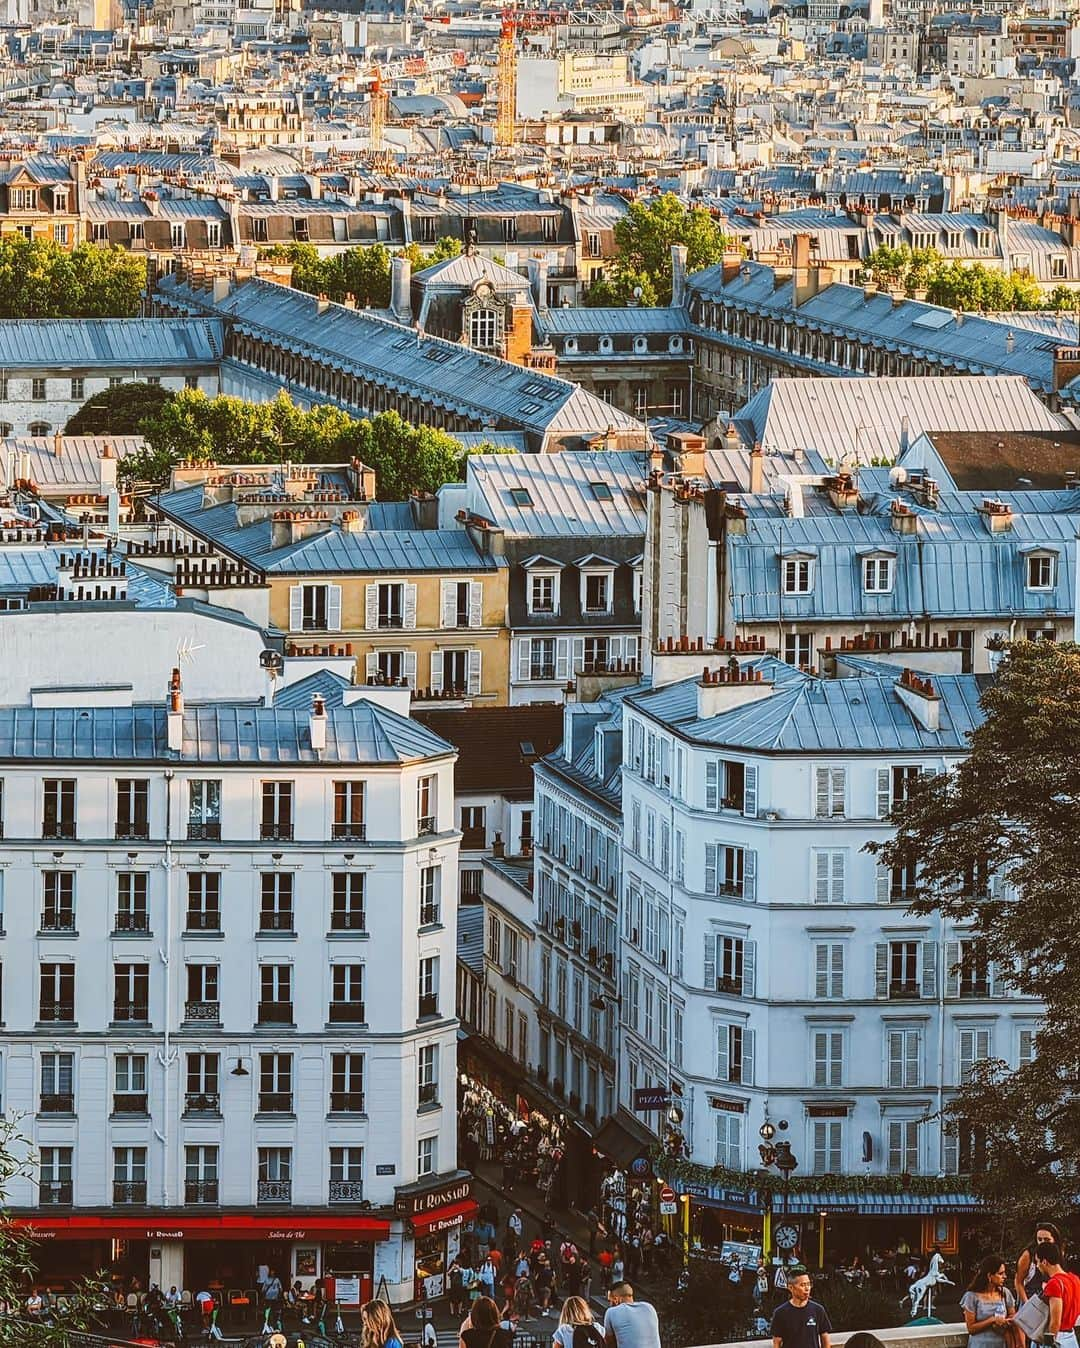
left=396, top=1178, right=472, bottom=1217
left=806, top=1105, right=849, bottom=1118
left=633, top=1087, right=671, bottom=1111
left=14, top=1213, right=391, bottom=1241
left=682, top=1183, right=709, bottom=1198
left=146, top=1229, right=184, bottom=1239
left=708, top=1097, right=745, bottom=1113
left=424, top=1213, right=469, bottom=1235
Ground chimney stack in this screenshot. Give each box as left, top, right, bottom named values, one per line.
left=53, top=432, right=63, bottom=458
left=749, top=441, right=764, bottom=493
left=391, top=255, right=412, bottom=324
left=670, top=243, right=689, bottom=309
left=167, top=666, right=184, bottom=752
left=310, top=693, right=327, bottom=751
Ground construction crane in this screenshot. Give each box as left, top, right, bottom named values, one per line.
left=495, top=9, right=517, bottom=148
left=369, top=64, right=388, bottom=159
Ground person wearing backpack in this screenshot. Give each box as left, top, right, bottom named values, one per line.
left=554, top=1296, right=606, bottom=1348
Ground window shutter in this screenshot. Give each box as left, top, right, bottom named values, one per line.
left=515, top=638, right=530, bottom=682
left=365, top=653, right=377, bottom=681
left=430, top=651, right=443, bottom=693
left=609, top=635, right=624, bottom=667
left=625, top=635, right=639, bottom=668
left=705, top=761, right=719, bottom=811
left=814, top=852, right=831, bottom=904
left=403, top=650, right=417, bottom=688
left=815, top=767, right=830, bottom=818
left=876, top=767, right=891, bottom=820
left=743, top=765, right=758, bottom=818
left=326, top=583, right=342, bottom=632
left=289, top=585, right=303, bottom=630
left=831, top=767, right=846, bottom=816
left=815, top=945, right=829, bottom=998
left=467, top=649, right=482, bottom=695
left=743, top=849, right=757, bottom=901
left=716, top=1024, right=729, bottom=1080
left=741, top=1028, right=755, bottom=1086
left=887, top=1032, right=902, bottom=1088
left=572, top=637, right=585, bottom=675
left=742, top=940, right=756, bottom=997
left=365, top=584, right=378, bottom=630
left=874, top=943, right=888, bottom=998
left=831, top=851, right=846, bottom=903
left=403, top=583, right=417, bottom=630
left=989, top=960, right=1005, bottom=997
left=876, top=865, right=891, bottom=903
left=945, top=940, right=961, bottom=997
left=469, top=581, right=483, bottom=627
left=959, top=1029, right=974, bottom=1081
left=704, top=932, right=716, bottom=990
left=813, top=1032, right=827, bottom=1086
left=705, top=844, right=718, bottom=895
left=906, top=1030, right=920, bottom=1087
left=942, top=1125, right=958, bottom=1176
left=441, top=581, right=456, bottom=629
left=921, top=941, right=938, bottom=998
left=555, top=638, right=570, bottom=681
left=831, top=944, right=844, bottom=997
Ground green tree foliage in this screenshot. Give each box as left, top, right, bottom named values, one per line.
left=129, top=390, right=502, bottom=499
left=64, top=381, right=176, bottom=436
left=0, top=237, right=145, bottom=318
left=584, top=193, right=730, bottom=307
left=265, top=238, right=462, bottom=305
left=872, top=640, right=1080, bottom=1231
left=862, top=244, right=1057, bottom=312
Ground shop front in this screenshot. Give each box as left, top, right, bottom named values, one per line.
left=782, top=1191, right=983, bottom=1270
left=394, top=1174, right=477, bottom=1304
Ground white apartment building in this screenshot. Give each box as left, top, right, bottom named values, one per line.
left=614, top=654, right=1038, bottom=1247
left=0, top=666, right=471, bottom=1306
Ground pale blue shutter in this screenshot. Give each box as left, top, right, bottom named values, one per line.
left=743, top=764, right=758, bottom=818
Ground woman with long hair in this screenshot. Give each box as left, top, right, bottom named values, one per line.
left=963, top=1254, right=1021, bottom=1348
left=553, top=1296, right=605, bottom=1348
left=460, top=1295, right=513, bottom=1348
left=361, top=1298, right=404, bottom=1348
left=1017, top=1223, right=1065, bottom=1304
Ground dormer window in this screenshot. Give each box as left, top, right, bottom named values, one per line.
left=863, top=555, right=895, bottom=594
left=528, top=570, right=560, bottom=615
left=782, top=555, right=814, bottom=594
left=633, top=336, right=648, bottom=354
left=669, top=335, right=684, bottom=353
left=576, top=556, right=617, bottom=616
left=564, top=337, right=578, bottom=354
left=945, top=231, right=961, bottom=250
left=469, top=308, right=499, bottom=350
left=1026, top=552, right=1055, bottom=590
left=599, top=336, right=613, bottom=354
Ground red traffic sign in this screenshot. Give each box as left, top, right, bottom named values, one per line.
left=660, top=1185, right=676, bottom=1203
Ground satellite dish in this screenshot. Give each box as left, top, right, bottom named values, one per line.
left=889, top=466, right=908, bottom=487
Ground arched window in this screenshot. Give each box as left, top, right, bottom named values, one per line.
left=469, top=309, right=498, bottom=349
left=28, top=421, right=50, bottom=436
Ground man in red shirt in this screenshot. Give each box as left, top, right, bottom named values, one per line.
left=1038, top=1243, right=1080, bottom=1348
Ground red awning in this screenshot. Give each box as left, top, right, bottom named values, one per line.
left=410, top=1199, right=478, bottom=1237
left=10, top=1213, right=391, bottom=1242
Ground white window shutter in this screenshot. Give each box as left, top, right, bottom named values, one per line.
left=716, top=1024, right=730, bottom=1080
left=467, top=648, right=482, bottom=695
left=516, top=638, right=530, bottom=682
left=887, top=1032, right=902, bottom=1088
left=942, top=1126, right=958, bottom=1176
left=403, top=650, right=417, bottom=688
left=989, top=960, right=1005, bottom=997
left=814, top=852, right=830, bottom=904
left=876, top=865, right=891, bottom=903
left=704, top=844, right=718, bottom=896
left=326, top=583, right=342, bottom=632
left=876, top=767, right=891, bottom=819
left=945, top=940, right=961, bottom=997
left=831, top=944, right=844, bottom=996
left=609, top=635, right=624, bottom=666
left=572, top=637, right=585, bottom=675
left=441, top=581, right=456, bottom=629
left=555, top=638, right=569, bottom=681
left=625, top=635, right=639, bottom=668
left=704, top=932, right=716, bottom=989
left=814, top=767, right=830, bottom=818
left=469, top=581, right=483, bottom=627
left=365, top=652, right=377, bottom=681
left=874, top=943, right=888, bottom=998
left=831, top=767, right=846, bottom=816
left=906, top=1030, right=920, bottom=1087
left=430, top=651, right=443, bottom=693
left=743, top=849, right=757, bottom=901
left=365, top=584, right=378, bottom=630
left=832, top=851, right=846, bottom=903
left=741, top=1027, right=755, bottom=1086
left=289, top=585, right=303, bottom=630
left=921, top=941, right=938, bottom=998
left=743, top=765, right=758, bottom=818
left=403, top=583, right=417, bottom=630
left=705, top=761, right=719, bottom=811
left=742, top=940, right=756, bottom=997
left=814, top=945, right=829, bottom=998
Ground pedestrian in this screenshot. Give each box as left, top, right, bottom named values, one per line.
left=1017, top=1224, right=1065, bottom=1305
left=508, top=1208, right=524, bottom=1246
left=579, top=1261, right=592, bottom=1303
left=769, top=1268, right=832, bottom=1348
left=554, top=1296, right=606, bottom=1348
left=449, top=1259, right=468, bottom=1318
left=262, top=1268, right=284, bottom=1331
left=962, top=1254, right=1021, bottom=1348
left=1037, top=1242, right=1080, bottom=1348
left=478, top=1253, right=499, bottom=1302
left=361, top=1299, right=405, bottom=1348
left=25, top=1289, right=44, bottom=1319
left=195, top=1289, right=214, bottom=1331
left=422, top=1315, right=439, bottom=1348
left=603, top=1283, right=661, bottom=1348
left=461, top=1296, right=514, bottom=1348
left=755, top=1262, right=770, bottom=1307
left=535, top=1254, right=555, bottom=1316
left=564, top=1254, right=582, bottom=1298
left=610, top=1253, right=625, bottom=1288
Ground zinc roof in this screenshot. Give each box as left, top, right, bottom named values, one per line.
left=0, top=318, right=222, bottom=370
left=467, top=450, right=647, bottom=536
left=541, top=307, right=690, bottom=335
left=4, top=435, right=145, bottom=491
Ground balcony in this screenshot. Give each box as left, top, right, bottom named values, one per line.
left=259, top=912, right=295, bottom=934
left=417, top=815, right=436, bottom=837
left=113, top=1093, right=148, bottom=1115
left=185, top=912, right=220, bottom=932
left=332, top=822, right=366, bottom=841
left=184, top=1179, right=218, bottom=1205
left=330, top=914, right=366, bottom=932
left=260, top=823, right=293, bottom=842
left=329, top=1091, right=365, bottom=1113
left=258, top=1092, right=293, bottom=1113
left=418, top=1083, right=439, bottom=1107
left=716, top=976, right=742, bottom=995
left=114, top=913, right=149, bottom=933
left=40, top=916, right=75, bottom=933
left=40, top=1181, right=73, bottom=1206
left=184, top=999, right=220, bottom=1023
left=115, top=823, right=150, bottom=842
left=417, top=994, right=439, bottom=1019
left=959, top=980, right=990, bottom=999
left=40, top=1092, right=74, bottom=1114
left=257, top=1179, right=291, bottom=1204
left=187, top=822, right=221, bottom=841
left=888, top=981, right=920, bottom=1000
left=39, top=1003, right=75, bottom=1024
left=328, top=1002, right=365, bottom=1024
left=113, top=1180, right=147, bottom=1205
left=257, top=1002, right=293, bottom=1025
left=42, top=822, right=76, bottom=840
left=113, top=1003, right=149, bottom=1024
left=328, top=1181, right=364, bottom=1204
left=184, top=1092, right=220, bottom=1114
left=419, top=905, right=440, bottom=928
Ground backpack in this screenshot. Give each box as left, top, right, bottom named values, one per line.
left=572, top=1325, right=607, bottom=1348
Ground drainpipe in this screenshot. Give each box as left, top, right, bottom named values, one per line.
left=157, top=769, right=178, bottom=1205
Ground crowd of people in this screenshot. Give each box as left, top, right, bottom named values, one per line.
left=458, top=1081, right=567, bottom=1205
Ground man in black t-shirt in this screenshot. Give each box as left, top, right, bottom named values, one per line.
left=770, top=1269, right=833, bottom=1348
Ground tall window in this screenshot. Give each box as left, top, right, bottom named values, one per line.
left=418, top=1044, right=439, bottom=1106
left=185, top=1053, right=219, bottom=1113
left=113, top=1147, right=147, bottom=1204
left=39, top=1147, right=72, bottom=1205
left=114, top=1054, right=147, bottom=1114
left=258, top=1053, right=293, bottom=1112
left=812, top=1121, right=843, bottom=1174
left=417, top=775, right=437, bottom=835
left=887, top=1119, right=920, bottom=1174
left=418, top=955, right=439, bottom=1018
left=259, top=873, right=294, bottom=932
left=188, top=780, right=221, bottom=840
left=260, top=782, right=294, bottom=840
left=185, top=1146, right=218, bottom=1203
left=330, top=1053, right=364, bottom=1113
left=42, top=779, right=76, bottom=839
left=714, top=1113, right=741, bottom=1168
left=331, top=873, right=366, bottom=931
left=39, top=963, right=74, bottom=1022
left=42, top=872, right=75, bottom=931
left=329, top=1147, right=364, bottom=1202
left=419, top=867, right=440, bottom=926
left=40, top=1052, right=74, bottom=1112
left=116, top=873, right=149, bottom=932
left=258, top=965, right=292, bottom=1023
left=185, top=965, right=219, bottom=1020
left=417, top=1136, right=437, bottom=1177
left=333, top=781, right=366, bottom=840
left=113, top=964, right=149, bottom=1022
left=257, top=1147, right=292, bottom=1202
left=469, top=309, right=498, bottom=349
left=330, top=965, right=365, bottom=1022
left=186, top=873, right=221, bottom=931
left=115, top=780, right=149, bottom=840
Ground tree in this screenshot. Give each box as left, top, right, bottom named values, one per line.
left=64, top=381, right=176, bottom=436
left=871, top=640, right=1080, bottom=1229
left=585, top=193, right=730, bottom=307
left=400, top=236, right=463, bottom=272
left=861, top=245, right=1049, bottom=313
left=346, top=410, right=470, bottom=500
left=260, top=243, right=391, bottom=307
left=0, top=237, right=144, bottom=318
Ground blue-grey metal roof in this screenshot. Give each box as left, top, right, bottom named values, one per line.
left=269, top=668, right=352, bottom=710
left=0, top=318, right=223, bottom=369
left=0, top=700, right=454, bottom=765
left=628, top=661, right=986, bottom=753
left=457, top=901, right=485, bottom=976
left=542, top=307, right=690, bottom=335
